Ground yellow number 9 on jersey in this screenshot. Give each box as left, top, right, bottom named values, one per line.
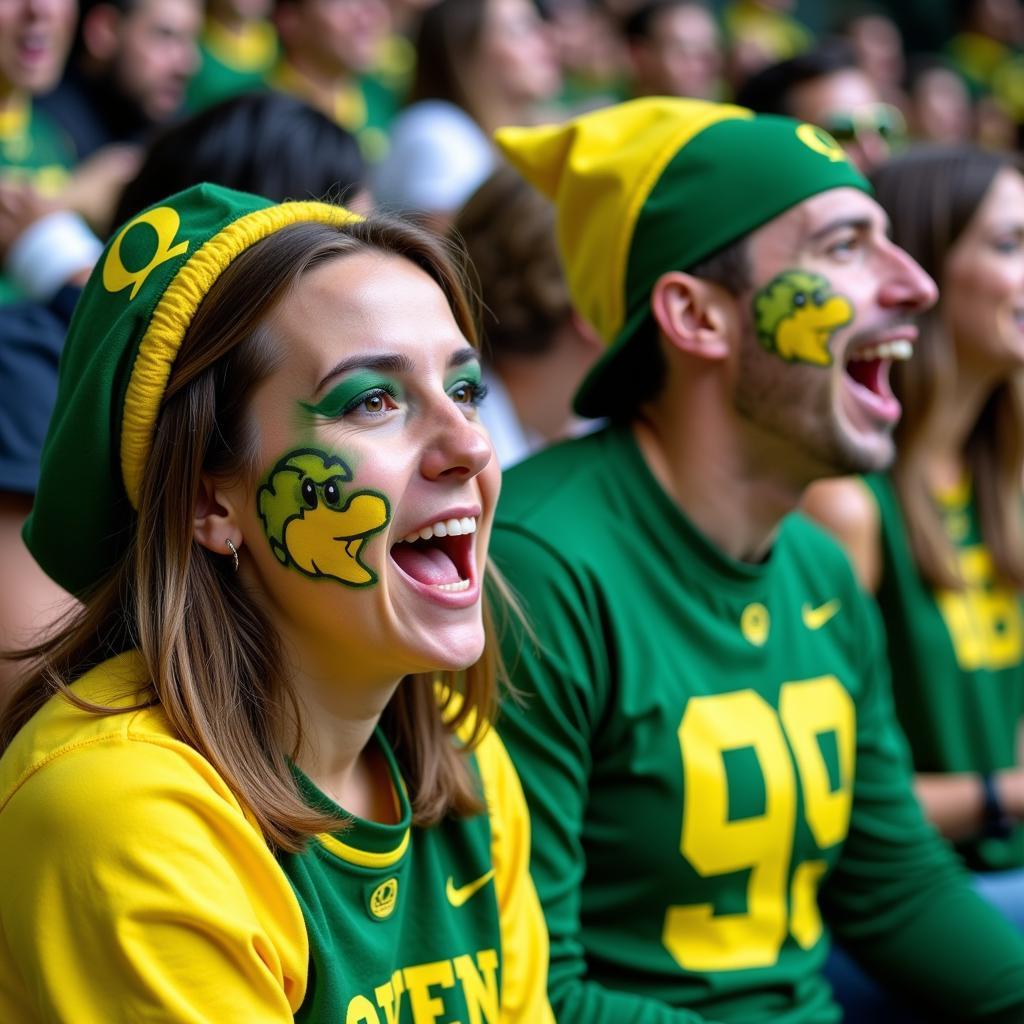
left=662, top=676, right=854, bottom=972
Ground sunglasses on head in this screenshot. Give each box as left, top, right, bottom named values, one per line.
left=822, top=103, right=907, bottom=144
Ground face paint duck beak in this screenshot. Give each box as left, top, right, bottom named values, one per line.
left=754, top=270, right=853, bottom=366
left=286, top=492, right=390, bottom=584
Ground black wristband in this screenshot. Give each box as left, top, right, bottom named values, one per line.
left=981, top=773, right=1015, bottom=840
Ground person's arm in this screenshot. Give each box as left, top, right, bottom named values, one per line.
left=492, top=526, right=723, bottom=1024
left=801, top=476, right=881, bottom=593
left=0, top=733, right=309, bottom=1022
left=821, top=595, right=1024, bottom=1021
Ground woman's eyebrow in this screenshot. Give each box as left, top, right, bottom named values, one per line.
left=315, top=353, right=414, bottom=393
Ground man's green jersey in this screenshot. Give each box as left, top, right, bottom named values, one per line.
left=492, top=423, right=1024, bottom=1023
left=866, top=472, right=1024, bottom=872
left=0, top=651, right=554, bottom=1022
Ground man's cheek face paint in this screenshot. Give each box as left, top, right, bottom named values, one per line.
left=753, top=270, right=853, bottom=366
left=257, top=448, right=391, bottom=587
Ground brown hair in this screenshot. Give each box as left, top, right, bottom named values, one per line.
left=870, top=145, right=1024, bottom=588
left=455, top=163, right=572, bottom=360
left=407, top=0, right=488, bottom=121
left=2, top=216, right=510, bottom=851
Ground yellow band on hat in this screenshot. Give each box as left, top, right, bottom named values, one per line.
left=120, top=201, right=361, bottom=508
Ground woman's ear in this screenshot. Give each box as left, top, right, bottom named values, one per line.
left=193, top=474, right=244, bottom=559
left=650, top=271, right=733, bottom=361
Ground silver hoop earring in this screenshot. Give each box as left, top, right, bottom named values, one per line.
left=225, top=538, right=239, bottom=573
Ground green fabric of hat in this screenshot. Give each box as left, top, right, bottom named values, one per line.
left=495, top=98, right=871, bottom=418
left=24, top=182, right=360, bottom=597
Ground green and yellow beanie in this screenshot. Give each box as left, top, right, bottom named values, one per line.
left=494, top=97, right=870, bottom=418
left=24, top=183, right=361, bottom=597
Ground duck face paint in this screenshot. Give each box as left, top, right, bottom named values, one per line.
left=257, top=448, right=391, bottom=587
left=753, top=270, right=853, bottom=366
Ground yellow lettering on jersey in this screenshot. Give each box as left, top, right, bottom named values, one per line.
left=403, top=959, right=455, bottom=1023
left=937, top=545, right=1024, bottom=671
left=102, top=206, right=190, bottom=300
left=780, top=677, right=854, bottom=848
left=346, top=994, right=382, bottom=1024
left=347, top=949, right=499, bottom=1023
left=663, top=677, right=855, bottom=972
left=666, top=690, right=794, bottom=970
left=453, top=950, right=500, bottom=1024
left=373, top=969, right=405, bottom=1024
left=789, top=859, right=828, bottom=949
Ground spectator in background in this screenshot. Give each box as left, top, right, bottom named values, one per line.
left=805, top=142, right=1024, bottom=1017
left=0, top=0, right=79, bottom=304
left=38, top=0, right=202, bottom=231
left=113, top=90, right=368, bottom=228
left=0, top=90, right=369, bottom=704
left=185, top=0, right=277, bottom=112
left=905, top=54, right=973, bottom=143
left=544, top=0, right=628, bottom=114
left=453, top=162, right=602, bottom=467
left=623, top=0, right=724, bottom=101
left=737, top=38, right=905, bottom=173
left=724, top=0, right=811, bottom=85
left=41, top=0, right=201, bottom=159
left=947, top=0, right=1024, bottom=150
left=0, top=0, right=76, bottom=196
left=271, top=0, right=394, bottom=162
left=373, top=0, right=560, bottom=231
left=839, top=4, right=907, bottom=111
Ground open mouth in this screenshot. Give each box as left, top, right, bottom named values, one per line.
left=390, top=516, right=477, bottom=595
left=843, top=338, right=912, bottom=422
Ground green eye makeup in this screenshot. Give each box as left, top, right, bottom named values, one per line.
left=444, top=362, right=483, bottom=392
left=301, top=371, right=404, bottom=418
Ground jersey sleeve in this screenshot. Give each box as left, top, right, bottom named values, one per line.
left=473, top=724, right=555, bottom=1023
left=492, top=525, right=724, bottom=1024
left=0, top=731, right=309, bottom=1023
left=822, top=591, right=1024, bottom=1020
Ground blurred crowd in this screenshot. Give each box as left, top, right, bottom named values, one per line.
left=7, top=0, right=1024, bottom=236
left=4, top=0, right=1024, bottom=676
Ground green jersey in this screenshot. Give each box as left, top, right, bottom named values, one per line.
left=492, top=424, right=1024, bottom=1023
left=0, top=97, right=74, bottom=303
left=866, top=473, right=1024, bottom=872
left=186, top=19, right=278, bottom=112
left=0, top=652, right=554, bottom=1022
left=269, top=61, right=395, bottom=163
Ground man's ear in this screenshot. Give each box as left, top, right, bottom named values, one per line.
left=650, top=271, right=733, bottom=361
left=81, top=4, right=122, bottom=63
left=193, top=473, right=244, bottom=559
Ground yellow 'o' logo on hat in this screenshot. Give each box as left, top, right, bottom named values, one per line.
left=103, top=206, right=190, bottom=301
left=795, top=123, right=847, bottom=164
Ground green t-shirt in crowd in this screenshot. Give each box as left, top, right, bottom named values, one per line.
left=0, top=97, right=74, bottom=304
left=492, top=423, right=1024, bottom=1024
left=866, top=472, right=1024, bottom=872
left=186, top=19, right=279, bottom=112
